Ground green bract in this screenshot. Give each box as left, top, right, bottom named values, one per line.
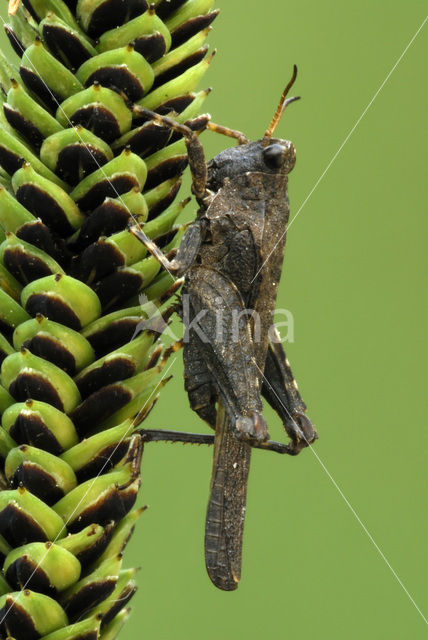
left=0, top=0, right=217, bottom=636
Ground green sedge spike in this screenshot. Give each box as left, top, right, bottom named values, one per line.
left=0, top=0, right=217, bottom=636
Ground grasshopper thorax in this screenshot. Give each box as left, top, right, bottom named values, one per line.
left=207, top=138, right=296, bottom=193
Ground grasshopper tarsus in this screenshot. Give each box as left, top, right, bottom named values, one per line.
left=130, top=220, right=202, bottom=278
left=206, top=121, right=249, bottom=146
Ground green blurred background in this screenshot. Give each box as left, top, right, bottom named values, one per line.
left=135, top=2, right=428, bottom=638
left=2, top=1, right=427, bottom=637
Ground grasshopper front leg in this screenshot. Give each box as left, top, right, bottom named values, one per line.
left=132, top=107, right=210, bottom=204
left=129, top=110, right=248, bottom=280
left=129, top=108, right=211, bottom=275
left=130, top=220, right=202, bottom=277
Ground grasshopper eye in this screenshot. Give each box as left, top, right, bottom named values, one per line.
left=263, top=143, right=286, bottom=169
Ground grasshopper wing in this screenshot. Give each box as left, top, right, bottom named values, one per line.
left=205, top=404, right=251, bottom=590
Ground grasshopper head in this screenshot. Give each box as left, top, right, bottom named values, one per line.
left=207, top=66, right=299, bottom=189
left=208, top=137, right=296, bottom=192
left=261, top=138, right=296, bottom=173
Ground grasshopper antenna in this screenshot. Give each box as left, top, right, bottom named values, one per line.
left=264, top=64, right=300, bottom=140
left=8, top=0, right=21, bottom=14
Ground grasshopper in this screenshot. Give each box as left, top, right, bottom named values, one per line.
left=131, top=66, right=318, bottom=591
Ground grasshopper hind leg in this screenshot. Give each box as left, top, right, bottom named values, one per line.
left=262, top=336, right=318, bottom=453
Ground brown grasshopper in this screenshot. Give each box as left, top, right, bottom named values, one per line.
left=131, top=66, right=318, bottom=591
